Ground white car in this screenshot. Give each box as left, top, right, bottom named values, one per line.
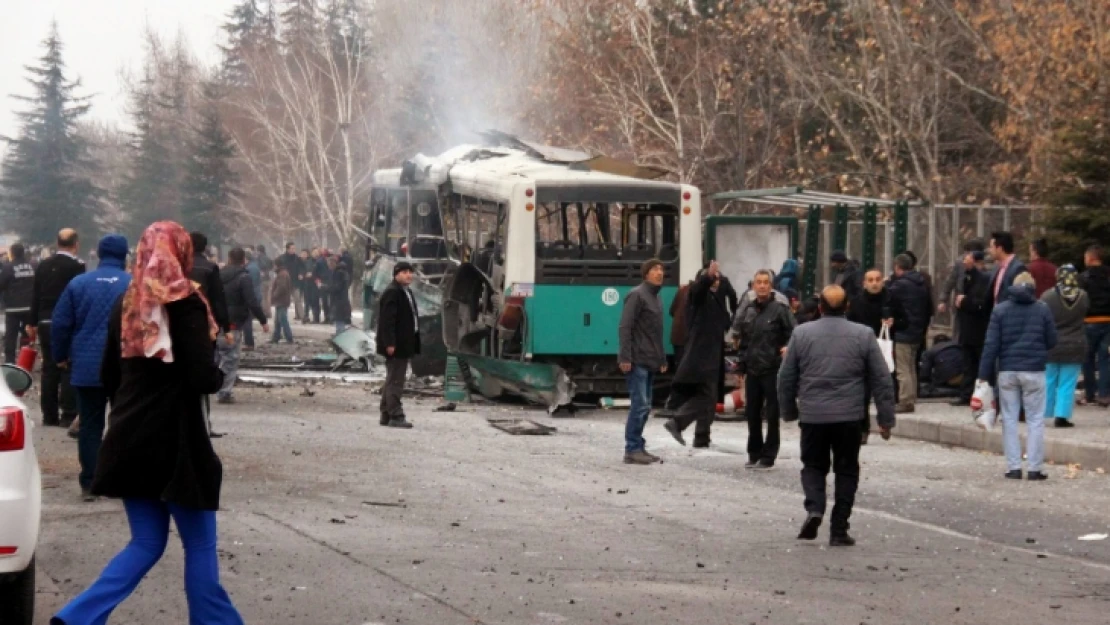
left=0, top=364, right=39, bottom=625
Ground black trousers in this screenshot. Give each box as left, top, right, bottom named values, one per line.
left=669, top=381, right=716, bottom=445
left=800, top=422, right=861, bottom=535
left=305, top=285, right=321, bottom=322
left=745, top=372, right=780, bottom=463
left=39, top=326, right=77, bottom=424
left=320, top=291, right=332, bottom=322
left=3, top=311, right=30, bottom=363
left=380, top=357, right=408, bottom=423
left=959, top=344, right=983, bottom=401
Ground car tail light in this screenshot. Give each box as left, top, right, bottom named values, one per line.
left=0, top=407, right=25, bottom=452
left=0, top=546, right=17, bottom=556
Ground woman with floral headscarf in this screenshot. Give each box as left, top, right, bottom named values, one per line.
left=1041, top=264, right=1089, bottom=428
left=53, top=222, right=243, bottom=625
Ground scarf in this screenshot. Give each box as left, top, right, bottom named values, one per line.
left=1056, top=264, right=1081, bottom=305
left=120, top=221, right=218, bottom=362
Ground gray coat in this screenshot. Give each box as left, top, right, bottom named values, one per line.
left=618, top=282, right=666, bottom=370
left=778, top=314, right=896, bottom=428
left=1041, top=288, right=1089, bottom=364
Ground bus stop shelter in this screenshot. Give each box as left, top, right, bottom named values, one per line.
left=711, top=187, right=927, bottom=297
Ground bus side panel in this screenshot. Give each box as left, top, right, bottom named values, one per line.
left=525, top=285, right=676, bottom=356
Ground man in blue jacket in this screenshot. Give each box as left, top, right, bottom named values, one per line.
left=978, top=272, right=1057, bottom=481
left=51, top=235, right=131, bottom=501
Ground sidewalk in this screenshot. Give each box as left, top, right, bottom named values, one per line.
left=893, top=400, right=1110, bottom=471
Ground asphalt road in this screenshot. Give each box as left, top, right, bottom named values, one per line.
left=31, top=383, right=1110, bottom=624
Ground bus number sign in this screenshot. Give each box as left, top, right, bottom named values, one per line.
left=601, top=288, right=620, bottom=306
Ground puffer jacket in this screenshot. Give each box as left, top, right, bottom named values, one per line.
left=735, top=296, right=795, bottom=376
left=50, top=254, right=132, bottom=387
left=778, top=314, right=896, bottom=427
left=773, top=259, right=798, bottom=293
left=979, top=284, right=1058, bottom=380
left=887, top=270, right=932, bottom=343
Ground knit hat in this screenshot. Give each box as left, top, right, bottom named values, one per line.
left=829, top=250, right=848, bottom=263
left=97, top=234, right=129, bottom=262
left=393, top=261, right=414, bottom=276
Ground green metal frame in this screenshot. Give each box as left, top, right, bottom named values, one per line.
left=704, top=215, right=799, bottom=264
left=803, top=207, right=821, bottom=298
left=862, top=203, right=878, bottom=270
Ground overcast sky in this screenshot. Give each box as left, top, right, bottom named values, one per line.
left=1, top=1, right=231, bottom=138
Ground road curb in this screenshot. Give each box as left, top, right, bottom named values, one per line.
left=891, top=414, right=1110, bottom=471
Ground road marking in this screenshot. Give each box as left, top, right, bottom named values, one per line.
left=857, top=507, right=1110, bottom=573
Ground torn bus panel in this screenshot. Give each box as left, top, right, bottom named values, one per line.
left=457, top=353, right=575, bottom=413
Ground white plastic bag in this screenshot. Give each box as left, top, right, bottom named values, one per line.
left=970, top=380, right=997, bottom=430
left=877, top=326, right=895, bottom=373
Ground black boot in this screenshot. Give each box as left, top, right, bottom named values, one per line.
left=798, top=513, right=822, bottom=540
left=829, top=533, right=856, bottom=547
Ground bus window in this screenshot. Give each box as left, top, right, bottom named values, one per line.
left=620, top=204, right=679, bottom=261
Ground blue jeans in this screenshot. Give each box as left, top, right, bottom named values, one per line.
left=216, top=330, right=243, bottom=399
left=1045, top=363, right=1081, bottom=420
left=998, top=371, right=1047, bottom=472
left=271, top=307, right=293, bottom=343
left=74, top=387, right=108, bottom=491
left=1083, top=323, right=1110, bottom=401
left=53, top=499, right=243, bottom=625
left=624, top=365, right=654, bottom=453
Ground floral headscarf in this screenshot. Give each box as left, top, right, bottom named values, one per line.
left=121, top=221, right=218, bottom=361
left=1056, top=264, right=1082, bottom=305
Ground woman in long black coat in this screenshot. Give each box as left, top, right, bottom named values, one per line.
left=53, top=222, right=243, bottom=625
left=661, top=262, right=734, bottom=448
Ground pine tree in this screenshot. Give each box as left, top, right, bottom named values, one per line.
left=221, top=0, right=264, bottom=85
left=281, top=0, right=319, bottom=48
left=0, top=23, right=102, bottom=243
left=179, top=83, right=238, bottom=245
left=116, top=72, right=178, bottom=242
left=1045, top=110, right=1110, bottom=267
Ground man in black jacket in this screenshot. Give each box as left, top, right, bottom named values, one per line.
left=918, top=335, right=965, bottom=397
left=315, top=249, right=333, bottom=324
left=217, top=248, right=268, bottom=405
left=0, top=243, right=35, bottom=364
left=280, top=243, right=303, bottom=321
left=733, top=269, right=795, bottom=469
left=376, top=261, right=418, bottom=429
left=189, top=232, right=230, bottom=334
left=848, top=268, right=890, bottom=441
left=28, top=229, right=85, bottom=427
left=328, top=256, right=352, bottom=334
left=953, top=251, right=992, bottom=405
left=885, top=254, right=932, bottom=413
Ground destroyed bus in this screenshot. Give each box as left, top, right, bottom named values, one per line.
left=369, top=140, right=701, bottom=409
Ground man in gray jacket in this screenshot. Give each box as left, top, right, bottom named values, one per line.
left=779, top=285, right=896, bottom=546
left=618, top=259, right=668, bottom=465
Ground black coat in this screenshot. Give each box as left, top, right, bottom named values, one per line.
left=887, top=270, right=932, bottom=344
left=673, top=274, right=732, bottom=384
left=376, top=281, right=420, bottom=358
left=956, top=267, right=992, bottom=347
left=92, top=294, right=226, bottom=510
left=329, top=265, right=353, bottom=324
left=221, top=264, right=267, bottom=328
left=848, top=289, right=890, bottom=336
left=30, top=253, right=85, bottom=325
left=279, top=252, right=302, bottom=287
left=190, top=253, right=230, bottom=333
left=735, top=297, right=795, bottom=376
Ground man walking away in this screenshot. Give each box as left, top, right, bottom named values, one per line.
left=953, top=251, right=991, bottom=406
left=885, top=254, right=931, bottom=413
left=661, top=261, right=732, bottom=448
left=328, top=256, right=353, bottom=335
left=1079, top=245, right=1110, bottom=406
left=49, top=235, right=131, bottom=501
left=618, top=259, right=668, bottom=465
left=189, top=232, right=230, bottom=334
left=978, top=272, right=1057, bottom=480
left=779, top=285, right=896, bottom=547
left=988, top=231, right=1026, bottom=305
left=376, top=262, right=419, bottom=429
left=734, top=269, right=795, bottom=469
left=270, top=258, right=295, bottom=344
left=0, top=243, right=35, bottom=364
left=1027, top=238, right=1057, bottom=299
left=218, top=248, right=268, bottom=404
left=28, top=229, right=85, bottom=428
left=280, top=243, right=303, bottom=321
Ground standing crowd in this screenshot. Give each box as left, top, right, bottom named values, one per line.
left=617, top=230, right=1106, bottom=546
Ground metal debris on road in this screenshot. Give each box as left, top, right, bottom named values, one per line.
left=1078, top=534, right=1108, bottom=541
left=488, top=419, right=558, bottom=436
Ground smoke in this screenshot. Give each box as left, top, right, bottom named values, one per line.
left=373, top=0, right=548, bottom=152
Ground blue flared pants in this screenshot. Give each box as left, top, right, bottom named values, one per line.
left=53, top=499, right=243, bottom=625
